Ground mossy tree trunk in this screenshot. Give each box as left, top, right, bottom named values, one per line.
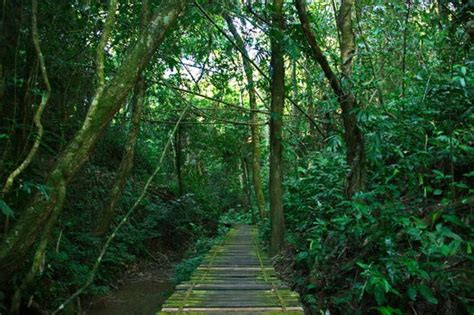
left=295, top=0, right=366, bottom=199
left=0, top=0, right=187, bottom=288
left=269, top=0, right=286, bottom=256
left=337, top=0, right=366, bottom=198
left=223, top=13, right=267, bottom=220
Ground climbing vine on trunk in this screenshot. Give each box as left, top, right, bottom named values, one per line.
left=295, top=0, right=366, bottom=199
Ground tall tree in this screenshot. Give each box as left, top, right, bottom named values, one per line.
left=223, top=12, right=267, bottom=219
left=269, top=0, right=286, bottom=255
left=96, top=0, right=150, bottom=235
left=295, top=0, right=366, bottom=198
left=0, top=0, right=187, bottom=287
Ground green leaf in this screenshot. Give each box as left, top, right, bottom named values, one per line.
left=297, top=166, right=306, bottom=174
left=303, top=294, right=317, bottom=304
left=407, top=286, right=417, bottom=301
left=374, top=287, right=386, bottom=305
left=332, top=293, right=352, bottom=305
left=442, top=214, right=466, bottom=227
left=0, top=199, right=14, bottom=218
left=38, top=184, right=50, bottom=200
left=356, top=261, right=370, bottom=269
left=375, top=306, right=402, bottom=315
left=417, top=284, right=438, bottom=304
left=417, top=269, right=430, bottom=280
left=441, top=227, right=462, bottom=241
left=459, top=145, right=474, bottom=153
left=295, top=251, right=309, bottom=263
left=453, top=182, right=469, bottom=189
left=382, top=278, right=391, bottom=293
left=440, top=244, right=450, bottom=256
left=463, top=171, right=474, bottom=177
left=432, top=170, right=445, bottom=178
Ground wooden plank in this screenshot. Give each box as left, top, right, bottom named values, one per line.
left=186, top=279, right=282, bottom=286
left=158, top=225, right=304, bottom=314
left=196, top=267, right=274, bottom=271
left=160, top=306, right=304, bottom=313
left=176, top=284, right=285, bottom=290
left=187, top=278, right=282, bottom=285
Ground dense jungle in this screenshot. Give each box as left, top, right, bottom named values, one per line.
left=0, top=0, right=473, bottom=314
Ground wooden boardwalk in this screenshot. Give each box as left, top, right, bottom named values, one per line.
left=158, top=225, right=304, bottom=314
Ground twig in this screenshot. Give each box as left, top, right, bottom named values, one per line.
left=161, top=81, right=270, bottom=114
left=189, top=106, right=267, bottom=126
left=55, top=229, right=62, bottom=253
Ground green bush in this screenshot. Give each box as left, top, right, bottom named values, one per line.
left=284, top=125, right=473, bottom=314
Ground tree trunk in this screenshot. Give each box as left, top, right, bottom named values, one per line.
left=303, top=62, right=318, bottom=147
left=291, top=61, right=300, bottom=128
left=241, top=155, right=255, bottom=224
left=295, top=0, right=366, bottom=199
left=223, top=13, right=267, bottom=219
left=0, top=0, right=186, bottom=288
left=269, top=0, right=286, bottom=255
left=337, top=0, right=366, bottom=198
left=401, top=0, right=412, bottom=98
left=96, top=78, right=145, bottom=235
left=95, top=1, right=150, bottom=236
left=174, top=124, right=185, bottom=196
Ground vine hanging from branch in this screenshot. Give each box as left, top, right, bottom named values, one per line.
left=1, top=0, right=51, bottom=197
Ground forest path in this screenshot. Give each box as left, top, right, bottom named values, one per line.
left=158, top=224, right=303, bottom=314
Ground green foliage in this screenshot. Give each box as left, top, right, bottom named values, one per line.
left=0, top=199, right=14, bottom=218
left=220, top=207, right=254, bottom=224
left=283, top=70, right=473, bottom=313
left=26, top=180, right=222, bottom=309
left=12, top=127, right=224, bottom=310
left=285, top=155, right=473, bottom=312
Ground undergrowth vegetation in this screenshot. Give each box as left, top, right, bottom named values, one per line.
left=1, top=128, right=224, bottom=313
left=278, top=72, right=474, bottom=314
